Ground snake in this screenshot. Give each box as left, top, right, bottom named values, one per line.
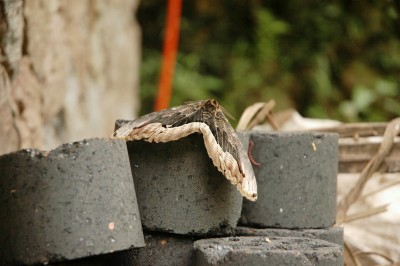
left=112, top=99, right=257, bottom=201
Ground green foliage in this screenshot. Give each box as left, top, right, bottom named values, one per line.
left=255, top=9, right=289, bottom=63
left=221, top=9, right=292, bottom=121
left=339, top=79, right=400, bottom=121
left=138, top=1, right=400, bottom=122
left=139, top=49, right=224, bottom=115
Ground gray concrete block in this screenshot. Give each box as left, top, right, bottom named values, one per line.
left=194, top=236, right=343, bottom=266
left=129, top=232, right=196, bottom=266
left=116, top=117, right=242, bottom=236
left=125, top=135, right=243, bottom=236
left=49, top=250, right=139, bottom=266
left=241, top=131, right=338, bottom=229
left=0, top=138, right=145, bottom=266
left=236, top=226, right=344, bottom=246
left=51, top=231, right=196, bottom=266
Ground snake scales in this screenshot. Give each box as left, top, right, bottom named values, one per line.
left=112, top=99, right=257, bottom=201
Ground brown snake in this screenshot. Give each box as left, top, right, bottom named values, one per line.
left=112, top=99, right=257, bottom=201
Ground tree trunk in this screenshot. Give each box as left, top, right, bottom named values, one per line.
left=0, top=0, right=141, bottom=154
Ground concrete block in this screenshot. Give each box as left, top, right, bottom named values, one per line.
left=194, top=236, right=343, bottom=266
left=241, top=131, right=338, bottom=228
left=51, top=231, right=196, bottom=266
left=0, top=138, right=145, bottom=266
left=130, top=232, right=196, bottom=266
left=116, top=118, right=243, bottom=236
left=48, top=250, right=138, bottom=266
left=55, top=228, right=343, bottom=266
left=236, top=226, right=344, bottom=246
left=126, top=135, right=243, bottom=236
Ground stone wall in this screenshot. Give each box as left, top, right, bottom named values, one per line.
left=0, top=0, right=140, bottom=155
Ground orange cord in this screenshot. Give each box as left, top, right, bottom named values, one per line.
left=154, top=0, right=182, bottom=111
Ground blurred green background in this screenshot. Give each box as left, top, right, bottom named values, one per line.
left=137, top=0, right=400, bottom=124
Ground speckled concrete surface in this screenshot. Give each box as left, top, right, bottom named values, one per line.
left=236, top=226, right=343, bottom=246
left=126, top=135, right=243, bottom=236
left=116, top=117, right=243, bottom=236
left=241, top=131, right=338, bottom=229
left=194, top=236, right=343, bottom=266
left=0, top=138, right=144, bottom=265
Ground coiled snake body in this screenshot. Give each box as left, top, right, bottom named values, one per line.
left=113, top=99, right=257, bottom=201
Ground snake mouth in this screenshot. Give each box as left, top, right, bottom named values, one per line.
left=247, top=193, right=257, bottom=201
left=239, top=187, right=257, bottom=201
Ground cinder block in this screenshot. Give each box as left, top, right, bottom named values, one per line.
left=0, top=138, right=145, bottom=266
left=55, top=228, right=343, bottom=266
left=48, top=250, right=138, bottom=266
left=194, top=236, right=343, bottom=266
left=236, top=226, right=344, bottom=246
left=130, top=232, right=196, bottom=265
left=51, top=231, right=196, bottom=266
left=241, top=132, right=338, bottom=229
left=125, top=135, right=243, bottom=236
left=116, top=118, right=243, bottom=236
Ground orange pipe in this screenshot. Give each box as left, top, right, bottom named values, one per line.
left=154, top=0, right=182, bottom=111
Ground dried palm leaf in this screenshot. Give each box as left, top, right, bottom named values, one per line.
left=343, top=203, right=389, bottom=223
left=337, top=117, right=400, bottom=224
left=236, top=100, right=278, bottom=131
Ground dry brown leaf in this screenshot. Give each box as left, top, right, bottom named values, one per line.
left=337, top=117, right=400, bottom=224
left=237, top=100, right=277, bottom=130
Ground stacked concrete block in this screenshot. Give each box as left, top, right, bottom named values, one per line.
left=125, top=232, right=197, bottom=265
left=231, top=131, right=343, bottom=265
left=0, top=121, right=342, bottom=265
left=188, top=131, right=343, bottom=265
left=126, top=136, right=243, bottom=236
left=112, top=120, right=343, bottom=265
left=194, top=236, right=343, bottom=266
left=114, top=119, right=342, bottom=265
left=50, top=230, right=197, bottom=266
left=111, top=120, right=243, bottom=265
left=52, top=232, right=197, bottom=266
left=122, top=134, right=247, bottom=265
left=0, top=138, right=144, bottom=266
left=236, top=226, right=344, bottom=247
left=115, top=119, right=243, bottom=237
left=240, top=131, right=338, bottom=228
left=48, top=249, right=143, bottom=266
